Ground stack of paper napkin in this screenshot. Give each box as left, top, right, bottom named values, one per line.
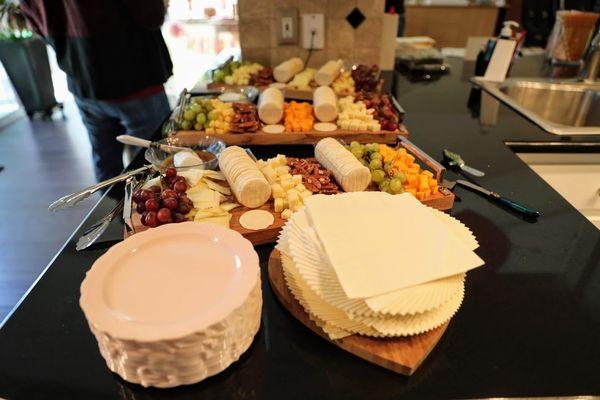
left=276, top=191, right=483, bottom=339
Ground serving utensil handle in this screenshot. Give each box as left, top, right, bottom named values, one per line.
left=49, top=165, right=153, bottom=211
left=490, top=193, right=541, bottom=218
left=117, top=135, right=152, bottom=148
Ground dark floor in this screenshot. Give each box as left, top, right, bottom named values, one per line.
left=0, top=102, right=100, bottom=321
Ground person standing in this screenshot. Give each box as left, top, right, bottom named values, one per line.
left=20, top=0, right=173, bottom=181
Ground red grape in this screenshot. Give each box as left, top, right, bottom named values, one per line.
left=133, top=189, right=144, bottom=203
left=174, top=180, right=187, bottom=193
left=140, top=189, right=154, bottom=201
left=161, top=189, right=178, bottom=199
left=176, top=203, right=191, bottom=215
left=149, top=185, right=161, bottom=194
left=173, top=213, right=186, bottom=223
left=135, top=203, right=145, bottom=214
left=157, top=208, right=172, bottom=223
left=145, top=198, right=160, bottom=212
left=163, top=197, right=179, bottom=210
left=145, top=211, right=158, bottom=227
left=140, top=211, right=148, bottom=226
left=179, top=194, right=192, bottom=204
left=165, top=167, right=177, bottom=179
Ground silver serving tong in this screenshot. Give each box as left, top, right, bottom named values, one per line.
left=76, top=198, right=125, bottom=251
left=76, top=175, right=148, bottom=250
left=48, top=165, right=154, bottom=211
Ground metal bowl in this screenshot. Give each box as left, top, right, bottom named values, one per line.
left=145, top=136, right=226, bottom=172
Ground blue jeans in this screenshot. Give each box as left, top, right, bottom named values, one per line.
left=74, top=91, right=171, bottom=182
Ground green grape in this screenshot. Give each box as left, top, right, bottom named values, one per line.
left=390, top=178, right=404, bottom=194
left=194, top=123, right=203, bottom=131
left=371, top=169, right=385, bottom=183
left=393, top=171, right=406, bottom=183
left=194, top=97, right=204, bottom=104
left=378, top=178, right=390, bottom=193
left=370, top=152, right=383, bottom=161
left=360, top=159, right=369, bottom=167
left=196, top=113, right=206, bottom=124
left=183, top=110, right=196, bottom=121
left=180, top=120, right=192, bottom=130
left=350, top=141, right=360, bottom=148
left=367, top=143, right=379, bottom=153
left=383, top=161, right=393, bottom=174
left=369, top=158, right=382, bottom=170
left=213, top=70, right=225, bottom=82
left=208, top=110, right=218, bottom=121
left=351, top=147, right=364, bottom=159
left=204, top=102, right=213, bottom=112
left=190, top=103, right=203, bottom=113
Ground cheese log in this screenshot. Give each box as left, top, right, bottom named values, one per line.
left=315, top=59, right=343, bottom=86
left=273, top=57, right=304, bottom=83
left=258, top=87, right=284, bottom=124
left=314, top=138, right=370, bottom=192
left=219, top=146, right=271, bottom=208
left=313, top=86, right=338, bottom=122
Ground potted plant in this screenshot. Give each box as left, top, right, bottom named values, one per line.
left=0, top=0, right=57, bottom=118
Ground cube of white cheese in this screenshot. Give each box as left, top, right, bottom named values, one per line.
left=287, top=191, right=299, bottom=207
left=281, top=178, right=294, bottom=190
left=295, top=183, right=306, bottom=192
left=281, top=209, right=293, bottom=219
left=275, top=165, right=290, bottom=177
left=292, top=174, right=302, bottom=185
left=275, top=154, right=287, bottom=166
left=262, top=165, right=277, bottom=183
left=299, top=190, right=313, bottom=199
left=274, top=198, right=285, bottom=212
left=256, top=159, right=266, bottom=169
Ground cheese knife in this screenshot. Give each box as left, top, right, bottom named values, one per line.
left=454, top=179, right=540, bottom=218
left=443, top=149, right=485, bottom=177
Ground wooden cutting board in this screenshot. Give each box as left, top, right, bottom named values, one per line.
left=127, top=203, right=285, bottom=245
left=267, top=249, right=449, bottom=376
left=173, top=127, right=406, bottom=146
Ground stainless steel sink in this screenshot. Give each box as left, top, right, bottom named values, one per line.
left=473, top=77, right=600, bottom=136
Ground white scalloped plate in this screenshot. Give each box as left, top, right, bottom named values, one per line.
left=80, top=222, right=259, bottom=342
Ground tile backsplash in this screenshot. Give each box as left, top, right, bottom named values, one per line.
left=237, top=0, right=386, bottom=68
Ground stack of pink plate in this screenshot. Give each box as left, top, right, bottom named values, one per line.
left=80, top=222, right=262, bottom=388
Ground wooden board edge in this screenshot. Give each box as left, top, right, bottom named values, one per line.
left=174, top=130, right=402, bottom=146
left=267, top=249, right=448, bottom=376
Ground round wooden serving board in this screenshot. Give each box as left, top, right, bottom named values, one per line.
left=267, top=249, right=449, bottom=376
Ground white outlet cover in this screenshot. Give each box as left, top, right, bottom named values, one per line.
left=301, top=14, right=324, bottom=50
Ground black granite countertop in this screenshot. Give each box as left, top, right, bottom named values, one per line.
left=1, top=56, right=599, bottom=400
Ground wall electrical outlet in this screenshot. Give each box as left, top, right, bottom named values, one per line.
left=276, top=7, right=298, bottom=45
left=301, top=14, right=324, bottom=49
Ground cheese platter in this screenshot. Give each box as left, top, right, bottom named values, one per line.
left=207, top=57, right=383, bottom=101
left=170, top=87, right=406, bottom=146
left=125, top=136, right=454, bottom=245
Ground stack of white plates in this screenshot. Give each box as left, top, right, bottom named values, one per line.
left=80, top=222, right=261, bottom=388
left=276, top=191, right=484, bottom=339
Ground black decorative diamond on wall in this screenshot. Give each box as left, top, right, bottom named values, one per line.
left=346, top=7, right=365, bottom=29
